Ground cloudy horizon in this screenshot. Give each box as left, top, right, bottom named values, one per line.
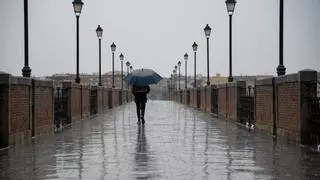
left=1, top=0, right=319, bottom=78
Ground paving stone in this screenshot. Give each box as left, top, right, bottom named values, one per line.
left=0, top=101, right=320, bottom=180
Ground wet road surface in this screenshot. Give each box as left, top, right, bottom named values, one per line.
left=1, top=101, right=320, bottom=180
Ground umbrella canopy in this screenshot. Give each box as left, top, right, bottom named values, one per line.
left=125, top=68, right=162, bottom=86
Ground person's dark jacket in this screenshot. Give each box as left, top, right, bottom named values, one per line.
left=132, top=85, right=150, bottom=103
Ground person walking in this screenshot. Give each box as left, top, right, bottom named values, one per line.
left=132, top=85, right=150, bottom=124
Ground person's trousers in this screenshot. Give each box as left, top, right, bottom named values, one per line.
left=135, top=101, right=146, bottom=119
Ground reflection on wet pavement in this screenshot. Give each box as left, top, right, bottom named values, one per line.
left=0, top=101, right=320, bottom=179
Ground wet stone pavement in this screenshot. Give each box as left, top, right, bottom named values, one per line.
left=1, top=101, right=320, bottom=180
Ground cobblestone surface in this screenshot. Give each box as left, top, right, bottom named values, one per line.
left=1, top=101, right=320, bottom=180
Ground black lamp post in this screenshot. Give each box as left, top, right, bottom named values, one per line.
left=96, top=25, right=103, bottom=86
left=22, top=0, right=31, bottom=77
left=72, top=0, right=84, bottom=83
left=174, top=65, right=177, bottom=90
left=178, top=61, right=181, bottom=90
left=110, top=42, right=116, bottom=88
left=204, top=24, right=212, bottom=85
left=277, top=0, right=286, bottom=76
left=225, top=0, right=236, bottom=83
left=173, top=69, right=176, bottom=90
left=119, top=53, right=124, bottom=89
left=192, top=42, right=198, bottom=88
left=126, top=61, right=130, bottom=89
left=184, top=53, right=188, bottom=89
left=170, top=74, right=173, bottom=94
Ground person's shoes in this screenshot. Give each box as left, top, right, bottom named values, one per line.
left=141, top=117, right=145, bottom=124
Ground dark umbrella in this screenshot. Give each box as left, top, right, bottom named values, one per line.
left=125, top=68, right=162, bottom=86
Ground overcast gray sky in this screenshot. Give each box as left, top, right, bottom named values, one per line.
left=1, top=0, right=319, bottom=78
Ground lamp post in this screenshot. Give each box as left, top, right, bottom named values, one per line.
left=184, top=53, right=188, bottom=89
left=173, top=69, right=176, bottom=90
left=170, top=75, right=173, bottom=98
left=204, top=24, right=211, bottom=85
left=277, top=0, right=286, bottom=76
left=119, top=53, right=124, bottom=89
left=110, top=42, right=116, bottom=88
left=178, top=61, right=181, bottom=89
left=126, top=61, right=130, bottom=89
left=225, top=0, right=236, bottom=83
left=96, top=25, right=103, bottom=86
left=22, top=0, right=31, bottom=77
left=192, top=42, right=198, bottom=88
left=72, top=0, right=84, bottom=83
left=174, top=65, right=177, bottom=90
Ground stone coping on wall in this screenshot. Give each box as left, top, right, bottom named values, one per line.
left=216, top=81, right=246, bottom=89
left=62, top=81, right=81, bottom=89
left=81, top=84, right=90, bottom=90
left=90, top=85, right=98, bottom=90
left=273, top=70, right=318, bottom=85
left=97, top=86, right=104, bottom=90
left=274, top=73, right=299, bottom=84
left=255, top=77, right=274, bottom=86
left=298, top=69, right=318, bottom=83
left=210, top=84, right=218, bottom=89
left=8, top=77, right=26, bottom=85
left=205, top=85, right=214, bottom=90
left=0, top=73, right=31, bottom=86
left=33, top=79, right=53, bottom=88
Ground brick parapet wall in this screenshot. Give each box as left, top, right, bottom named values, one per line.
left=186, top=89, right=190, bottom=105
left=254, top=70, right=318, bottom=142
left=196, top=88, right=201, bottom=109
left=189, top=90, right=194, bottom=107
left=216, top=81, right=246, bottom=121
left=116, top=89, right=120, bottom=106
left=63, top=81, right=81, bottom=122
left=97, top=87, right=104, bottom=113
left=277, top=71, right=318, bottom=142
left=254, top=77, right=273, bottom=134
left=0, top=82, right=9, bottom=148
left=0, top=73, right=32, bottom=146
left=182, top=90, right=186, bottom=104
left=9, top=76, right=31, bottom=145
left=200, top=87, right=206, bottom=111
left=192, top=89, right=195, bottom=107
left=107, top=88, right=113, bottom=109
left=218, top=85, right=227, bottom=119
left=205, top=86, right=212, bottom=112
left=276, top=80, right=300, bottom=141
left=102, top=88, right=109, bottom=109
left=81, top=85, right=90, bottom=119
left=32, top=79, right=54, bottom=137
left=254, top=77, right=275, bottom=134
left=122, top=90, right=127, bottom=105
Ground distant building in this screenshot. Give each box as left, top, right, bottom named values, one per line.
left=209, top=73, right=228, bottom=85
left=102, top=71, right=126, bottom=89
left=46, top=71, right=126, bottom=89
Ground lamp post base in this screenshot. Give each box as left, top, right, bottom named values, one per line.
left=22, top=66, right=31, bottom=77
left=99, top=82, right=102, bottom=86
left=75, top=76, right=80, bottom=84
left=207, top=81, right=210, bottom=86
left=276, top=64, right=286, bottom=76
left=228, top=76, right=233, bottom=83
